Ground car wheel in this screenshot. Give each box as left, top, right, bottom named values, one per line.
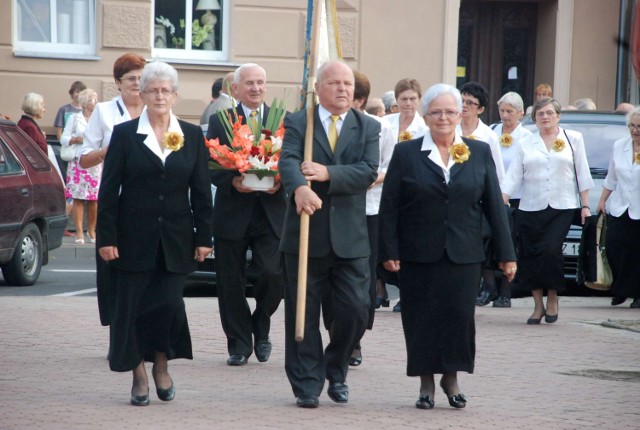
left=1, top=223, right=43, bottom=286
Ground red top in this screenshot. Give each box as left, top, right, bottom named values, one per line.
left=17, top=115, right=48, bottom=153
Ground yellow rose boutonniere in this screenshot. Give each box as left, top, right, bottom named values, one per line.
left=398, top=130, right=413, bottom=142
left=500, top=133, right=513, bottom=148
left=635, top=152, right=640, bottom=164
left=449, top=143, right=471, bottom=164
left=163, top=131, right=184, bottom=152
left=552, top=138, right=565, bottom=152
left=465, top=134, right=477, bottom=140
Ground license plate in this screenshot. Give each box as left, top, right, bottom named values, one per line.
left=562, top=242, right=579, bottom=256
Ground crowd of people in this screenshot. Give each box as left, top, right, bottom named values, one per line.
left=11, top=53, right=639, bottom=410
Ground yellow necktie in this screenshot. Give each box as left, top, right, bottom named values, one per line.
left=250, top=110, right=259, bottom=131
left=328, top=115, right=340, bottom=152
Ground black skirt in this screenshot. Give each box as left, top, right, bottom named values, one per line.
left=606, top=211, right=640, bottom=299
left=515, top=207, right=573, bottom=292
left=399, top=256, right=480, bottom=376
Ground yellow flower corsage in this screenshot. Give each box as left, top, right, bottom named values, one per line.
left=398, top=130, right=412, bottom=142
left=552, top=138, right=565, bottom=152
left=634, top=152, right=640, bottom=164
left=465, top=134, right=477, bottom=140
left=500, top=133, right=513, bottom=148
left=163, top=131, right=184, bottom=152
left=449, top=143, right=471, bottom=164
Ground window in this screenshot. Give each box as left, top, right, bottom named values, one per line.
left=13, top=0, right=96, bottom=59
left=153, top=0, right=229, bottom=63
left=0, top=140, right=23, bottom=176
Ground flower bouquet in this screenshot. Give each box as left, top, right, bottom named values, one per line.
left=205, top=98, right=287, bottom=190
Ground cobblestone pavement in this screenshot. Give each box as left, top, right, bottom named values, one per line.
left=1, top=294, right=638, bottom=429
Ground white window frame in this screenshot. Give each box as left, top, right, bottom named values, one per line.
left=12, top=0, right=97, bottom=60
left=152, top=0, right=229, bottom=64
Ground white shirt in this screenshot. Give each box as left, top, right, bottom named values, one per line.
left=603, top=137, right=640, bottom=219
left=60, top=112, right=88, bottom=158
left=385, top=112, right=429, bottom=143
left=420, top=132, right=466, bottom=184
left=365, top=112, right=396, bottom=215
left=501, top=127, right=595, bottom=211
left=493, top=123, right=533, bottom=198
left=80, top=96, right=139, bottom=155
left=318, top=104, right=346, bottom=137
left=456, top=119, right=505, bottom=183
left=136, top=110, right=183, bottom=165
left=240, top=102, right=264, bottom=125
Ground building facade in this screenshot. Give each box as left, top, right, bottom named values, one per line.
left=0, top=0, right=633, bottom=131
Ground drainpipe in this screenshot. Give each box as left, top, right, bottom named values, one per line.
left=616, top=0, right=632, bottom=105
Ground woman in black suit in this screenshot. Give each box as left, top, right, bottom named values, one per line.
left=97, top=62, right=213, bottom=406
left=378, top=83, right=516, bottom=410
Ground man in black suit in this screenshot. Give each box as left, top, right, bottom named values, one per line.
left=278, top=60, right=380, bottom=408
left=206, top=63, right=285, bottom=366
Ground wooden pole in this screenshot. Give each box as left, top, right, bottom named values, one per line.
left=295, top=0, right=323, bottom=342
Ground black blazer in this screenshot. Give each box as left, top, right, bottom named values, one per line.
left=97, top=118, right=213, bottom=274
left=378, top=137, right=516, bottom=264
left=206, top=103, right=286, bottom=240
left=279, top=107, right=380, bottom=258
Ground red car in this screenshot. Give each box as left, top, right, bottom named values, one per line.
left=0, top=118, right=67, bottom=285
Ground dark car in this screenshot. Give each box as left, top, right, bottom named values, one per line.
left=521, top=110, right=628, bottom=284
left=0, top=118, right=67, bottom=285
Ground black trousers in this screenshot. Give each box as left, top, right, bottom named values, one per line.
left=214, top=205, right=283, bottom=357
left=283, top=251, right=369, bottom=398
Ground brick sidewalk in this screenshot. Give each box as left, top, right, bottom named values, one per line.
left=0, top=296, right=638, bottom=429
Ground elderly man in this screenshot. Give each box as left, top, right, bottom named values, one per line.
left=279, top=60, right=380, bottom=408
left=206, top=63, right=285, bottom=367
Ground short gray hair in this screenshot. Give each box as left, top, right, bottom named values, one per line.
left=316, top=60, right=352, bottom=84
left=140, top=61, right=179, bottom=92
left=234, top=63, right=266, bottom=84
left=381, top=91, right=396, bottom=113
left=497, top=92, right=524, bottom=113
left=77, top=89, right=97, bottom=107
left=21, top=92, right=44, bottom=115
left=421, top=83, right=462, bottom=114
left=625, top=106, right=640, bottom=126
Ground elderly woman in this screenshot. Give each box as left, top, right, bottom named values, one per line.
left=97, top=61, right=213, bottom=406
left=502, top=98, right=594, bottom=324
left=79, top=53, right=146, bottom=327
left=597, top=106, right=640, bottom=309
left=379, top=83, right=516, bottom=410
left=17, top=92, right=48, bottom=153
left=60, top=89, right=99, bottom=244
left=476, top=92, right=533, bottom=307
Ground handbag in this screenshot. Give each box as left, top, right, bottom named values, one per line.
left=60, top=115, right=78, bottom=162
left=578, top=212, right=613, bottom=290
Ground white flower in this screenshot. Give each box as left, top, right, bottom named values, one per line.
left=269, top=135, right=283, bottom=152
left=247, top=155, right=278, bottom=171
left=156, top=16, right=176, bottom=36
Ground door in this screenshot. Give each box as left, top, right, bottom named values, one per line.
left=457, top=0, right=538, bottom=124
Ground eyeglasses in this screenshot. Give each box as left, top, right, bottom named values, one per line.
left=462, top=99, right=480, bottom=107
left=143, top=89, right=175, bottom=98
left=535, top=110, right=557, bottom=117
left=120, top=75, right=141, bottom=83
left=628, top=124, right=640, bottom=130
left=426, top=110, right=459, bottom=119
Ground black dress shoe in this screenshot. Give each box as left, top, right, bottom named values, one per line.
left=415, top=394, right=435, bottom=409
left=375, top=293, right=390, bottom=309
left=130, top=387, right=150, bottom=406
left=327, top=382, right=349, bottom=403
left=630, top=298, right=640, bottom=308
left=439, top=380, right=466, bottom=409
left=226, top=354, right=248, bottom=366
left=349, top=342, right=362, bottom=367
left=527, top=311, right=545, bottom=325
left=476, top=283, right=498, bottom=306
left=492, top=296, right=511, bottom=307
left=156, top=383, right=175, bottom=401
left=254, top=338, right=272, bottom=362
left=611, top=296, right=626, bottom=306
left=296, top=394, right=319, bottom=408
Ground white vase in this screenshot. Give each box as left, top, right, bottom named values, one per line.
left=242, top=173, right=274, bottom=191
left=154, top=24, right=167, bottom=48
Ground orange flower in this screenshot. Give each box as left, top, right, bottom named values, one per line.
left=500, top=133, right=513, bottom=148
left=162, top=131, right=184, bottom=151
left=449, top=143, right=471, bottom=164
left=635, top=152, right=640, bottom=164
left=398, top=130, right=412, bottom=142
left=552, top=138, right=565, bottom=152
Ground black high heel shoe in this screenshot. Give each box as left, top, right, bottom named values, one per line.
left=415, top=394, right=435, bottom=409
left=527, top=310, right=546, bottom=325
left=440, top=380, right=466, bottom=409
left=545, top=300, right=559, bottom=324
left=375, top=292, right=390, bottom=309
left=156, top=383, right=175, bottom=401
left=130, top=387, right=150, bottom=406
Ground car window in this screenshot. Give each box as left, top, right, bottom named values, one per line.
left=0, top=139, right=23, bottom=175
left=5, top=130, right=52, bottom=171
left=560, top=122, right=628, bottom=172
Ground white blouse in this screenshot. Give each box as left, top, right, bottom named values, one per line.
left=456, top=119, right=505, bottom=183
left=386, top=111, right=429, bottom=143
left=365, top=113, right=396, bottom=216
left=501, top=127, right=594, bottom=212
left=603, top=137, right=640, bottom=219
left=136, top=111, right=184, bottom=165
left=493, top=123, right=533, bottom=198
left=60, top=112, right=88, bottom=158
left=80, top=96, right=137, bottom=155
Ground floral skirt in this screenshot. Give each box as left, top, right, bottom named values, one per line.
left=65, top=158, right=101, bottom=201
